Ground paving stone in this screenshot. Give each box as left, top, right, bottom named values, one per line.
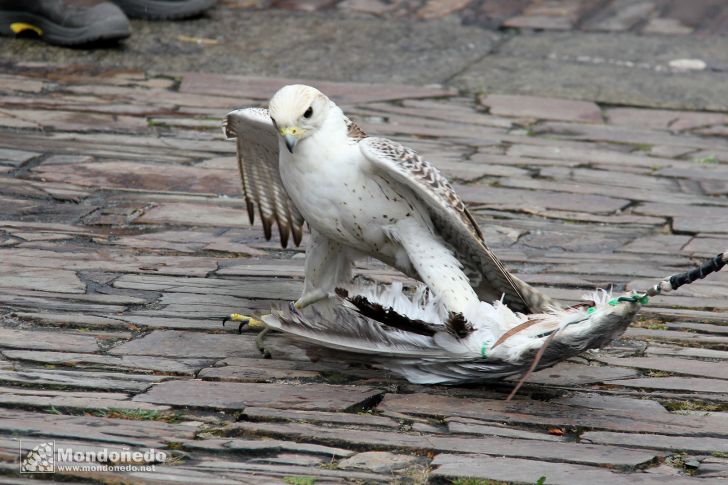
left=416, top=0, right=470, bottom=20
left=480, top=94, right=602, bottom=122
left=0, top=109, right=147, bottom=132
left=109, top=331, right=259, bottom=358
left=506, top=143, right=680, bottom=170
left=446, top=417, right=563, bottom=441
left=198, top=362, right=321, bottom=382
left=101, top=229, right=266, bottom=256
left=583, top=0, right=655, bottom=32
left=625, top=327, right=728, bottom=347
left=609, top=377, right=728, bottom=394
left=378, top=393, right=728, bottom=437
left=1, top=350, right=211, bottom=375
left=183, top=437, right=354, bottom=457
left=11, top=312, right=132, bottom=330
left=0, top=247, right=218, bottom=277
left=606, top=107, right=728, bottom=131
left=0, top=386, right=170, bottom=413
left=115, top=315, right=230, bottom=331
left=634, top=202, right=728, bottom=234
left=431, top=454, right=686, bottom=485
left=179, top=73, right=456, bottom=104
left=242, top=406, right=400, bottom=428
left=193, top=459, right=388, bottom=482
left=337, top=451, right=424, bottom=473
left=457, top=185, right=630, bottom=214
left=0, top=263, right=85, bottom=294
left=581, top=431, right=728, bottom=454
left=137, top=202, right=256, bottom=229
left=0, top=367, right=168, bottom=392
left=551, top=393, right=667, bottom=414
left=509, top=362, right=640, bottom=386
left=134, top=380, right=383, bottom=411
left=113, top=274, right=301, bottom=300
left=0, top=292, right=125, bottom=314
left=646, top=345, right=728, bottom=360
left=233, top=420, right=657, bottom=467
left=594, top=356, right=728, bottom=381
left=620, top=235, right=693, bottom=255
left=30, top=161, right=240, bottom=195
left=0, top=408, right=198, bottom=448
left=0, top=327, right=99, bottom=353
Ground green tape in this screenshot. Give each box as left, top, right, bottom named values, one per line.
left=481, top=341, right=489, bottom=359
left=610, top=293, right=649, bottom=306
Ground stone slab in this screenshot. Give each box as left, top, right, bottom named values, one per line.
left=233, top=421, right=656, bottom=468
left=595, top=356, right=728, bottom=381
left=581, top=431, right=728, bottom=454
left=432, top=454, right=686, bottom=485
left=0, top=368, right=168, bottom=392
left=378, top=393, right=728, bottom=437
left=0, top=327, right=99, bottom=353
left=511, top=362, right=639, bottom=386
left=242, top=406, right=400, bottom=428
left=481, top=94, right=602, bottom=122
left=609, top=377, right=728, bottom=394
left=108, top=331, right=259, bottom=358
left=134, top=380, right=383, bottom=411
left=182, top=437, right=354, bottom=458
left=0, top=408, right=198, bottom=448
left=1, top=350, right=211, bottom=375
left=0, top=387, right=170, bottom=413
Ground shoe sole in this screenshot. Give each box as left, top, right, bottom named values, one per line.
left=116, top=0, right=216, bottom=20
left=0, top=11, right=130, bottom=46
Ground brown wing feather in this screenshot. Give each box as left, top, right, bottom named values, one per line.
left=345, top=116, right=367, bottom=141
left=360, top=137, right=557, bottom=314
left=223, top=108, right=305, bottom=247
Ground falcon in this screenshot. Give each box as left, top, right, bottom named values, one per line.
left=223, top=85, right=554, bottom=333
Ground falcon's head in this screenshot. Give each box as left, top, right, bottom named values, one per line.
left=269, top=84, right=330, bottom=153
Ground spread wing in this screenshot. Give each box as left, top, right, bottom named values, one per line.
left=223, top=108, right=305, bottom=247
left=359, top=137, right=557, bottom=314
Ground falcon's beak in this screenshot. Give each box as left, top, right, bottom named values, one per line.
left=280, top=127, right=300, bottom=153
left=283, top=134, right=297, bottom=153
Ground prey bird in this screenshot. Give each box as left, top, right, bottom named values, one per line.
left=223, top=85, right=554, bottom=335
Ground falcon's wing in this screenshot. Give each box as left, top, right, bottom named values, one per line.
left=359, top=137, right=556, bottom=314
left=223, top=108, right=305, bottom=247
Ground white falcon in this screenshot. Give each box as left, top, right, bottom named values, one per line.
left=223, top=85, right=554, bottom=332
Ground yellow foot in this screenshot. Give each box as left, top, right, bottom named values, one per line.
left=222, top=313, right=266, bottom=333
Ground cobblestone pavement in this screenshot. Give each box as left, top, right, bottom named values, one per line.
left=1, top=19, right=728, bottom=483
left=228, top=0, right=728, bottom=35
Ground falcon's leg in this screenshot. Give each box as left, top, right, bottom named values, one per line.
left=297, top=229, right=356, bottom=309
left=221, top=313, right=270, bottom=357
left=386, top=219, right=479, bottom=316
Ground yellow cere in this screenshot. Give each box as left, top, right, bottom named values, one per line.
left=10, top=22, right=43, bottom=35
left=279, top=127, right=301, bottom=137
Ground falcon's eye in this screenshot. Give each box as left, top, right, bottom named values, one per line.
left=303, top=107, right=313, bottom=119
